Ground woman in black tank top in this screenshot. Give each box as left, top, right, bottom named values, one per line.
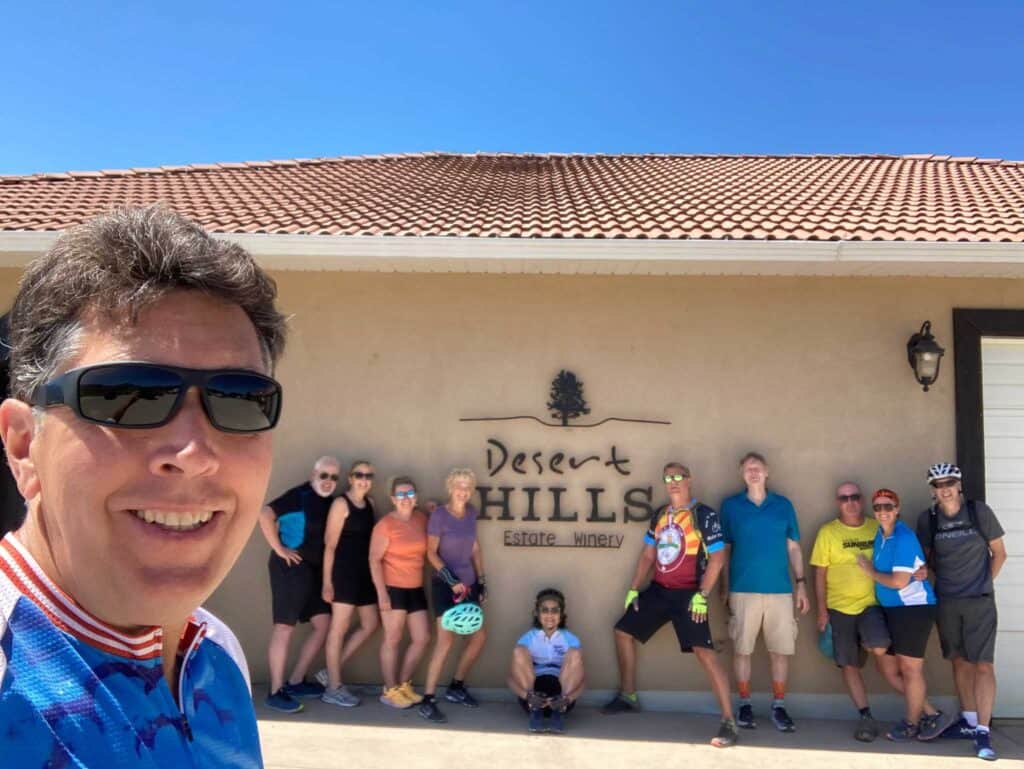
left=319, top=460, right=380, bottom=705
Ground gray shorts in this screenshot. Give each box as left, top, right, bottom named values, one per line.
left=937, top=594, right=997, bottom=663
left=828, top=606, right=891, bottom=668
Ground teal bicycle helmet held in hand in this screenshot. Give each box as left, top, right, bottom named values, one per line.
left=441, top=602, right=484, bottom=635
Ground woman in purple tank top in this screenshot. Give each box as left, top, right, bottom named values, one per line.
left=416, top=468, right=488, bottom=723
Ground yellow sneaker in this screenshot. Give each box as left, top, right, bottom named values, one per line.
left=400, top=681, right=423, bottom=705
left=379, top=685, right=412, bottom=709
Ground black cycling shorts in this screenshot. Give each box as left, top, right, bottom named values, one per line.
left=268, top=554, right=330, bottom=626
left=385, top=585, right=429, bottom=613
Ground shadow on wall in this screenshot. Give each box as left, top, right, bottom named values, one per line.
left=1, top=313, right=26, bottom=537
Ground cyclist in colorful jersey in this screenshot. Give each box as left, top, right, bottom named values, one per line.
left=507, top=588, right=584, bottom=734
left=369, top=476, right=431, bottom=709
left=602, top=462, right=737, bottom=748
left=856, top=489, right=953, bottom=743
left=0, top=205, right=286, bottom=767
left=258, top=456, right=337, bottom=712
left=419, top=468, right=488, bottom=723
left=319, top=459, right=380, bottom=708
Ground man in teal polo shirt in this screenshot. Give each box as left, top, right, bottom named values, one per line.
left=720, top=451, right=809, bottom=732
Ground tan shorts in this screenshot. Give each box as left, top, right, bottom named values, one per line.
left=728, top=592, right=798, bottom=655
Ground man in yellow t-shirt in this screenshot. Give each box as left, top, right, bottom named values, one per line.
left=810, top=482, right=895, bottom=742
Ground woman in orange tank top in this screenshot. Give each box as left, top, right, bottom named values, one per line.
left=369, top=475, right=430, bottom=709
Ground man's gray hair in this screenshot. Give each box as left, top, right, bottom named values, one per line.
left=7, top=204, right=287, bottom=401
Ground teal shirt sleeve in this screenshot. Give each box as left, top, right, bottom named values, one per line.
left=785, top=498, right=800, bottom=541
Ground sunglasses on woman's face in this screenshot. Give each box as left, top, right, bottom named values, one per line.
left=30, top=361, right=282, bottom=433
left=393, top=490, right=416, bottom=500
left=351, top=471, right=375, bottom=480
left=538, top=605, right=561, bottom=614
left=872, top=503, right=896, bottom=512
left=318, top=472, right=340, bottom=481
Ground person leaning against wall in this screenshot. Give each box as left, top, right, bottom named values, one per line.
left=719, top=451, right=809, bottom=733
left=917, top=463, right=1007, bottom=762
left=369, top=475, right=431, bottom=709
left=318, top=459, right=381, bottom=708
left=257, top=456, right=338, bottom=713
left=811, top=481, right=951, bottom=743
left=0, top=204, right=287, bottom=768
left=418, top=468, right=488, bottom=723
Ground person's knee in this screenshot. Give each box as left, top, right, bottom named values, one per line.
left=976, top=662, right=995, bottom=676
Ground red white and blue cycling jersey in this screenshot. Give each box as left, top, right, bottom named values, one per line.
left=0, top=534, right=263, bottom=768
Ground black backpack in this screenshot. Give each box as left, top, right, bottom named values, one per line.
left=926, top=499, right=984, bottom=555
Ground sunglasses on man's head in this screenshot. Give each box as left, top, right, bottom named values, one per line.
left=872, top=503, right=896, bottom=512
left=931, top=479, right=958, bottom=489
left=663, top=473, right=689, bottom=483
left=318, top=472, right=340, bottom=481
left=837, top=493, right=862, bottom=502
left=393, top=490, right=416, bottom=499
left=30, top=362, right=282, bottom=434
left=352, top=471, right=375, bottom=480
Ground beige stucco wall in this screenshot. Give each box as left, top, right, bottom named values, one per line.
left=201, top=270, right=1021, bottom=696
left=2, top=264, right=1022, bottom=697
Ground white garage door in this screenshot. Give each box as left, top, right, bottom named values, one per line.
left=981, top=337, right=1024, bottom=717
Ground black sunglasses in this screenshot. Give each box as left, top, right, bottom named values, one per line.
left=31, top=362, right=282, bottom=434
left=837, top=493, right=862, bottom=503
left=351, top=471, right=375, bottom=480
left=318, top=472, right=340, bottom=481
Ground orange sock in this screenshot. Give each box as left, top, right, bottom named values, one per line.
left=737, top=681, right=751, bottom=700
left=772, top=681, right=785, bottom=701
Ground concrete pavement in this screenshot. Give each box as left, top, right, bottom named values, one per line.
left=257, top=693, right=1023, bottom=769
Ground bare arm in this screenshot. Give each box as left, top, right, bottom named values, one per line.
left=855, top=554, right=912, bottom=589
left=699, top=548, right=725, bottom=594
left=471, top=538, right=485, bottom=581
left=814, top=565, right=828, bottom=631
left=990, top=537, right=1007, bottom=580
left=369, top=527, right=391, bottom=611
left=787, top=538, right=810, bottom=613
left=629, top=545, right=657, bottom=591
left=321, top=498, right=350, bottom=602
left=258, top=505, right=301, bottom=565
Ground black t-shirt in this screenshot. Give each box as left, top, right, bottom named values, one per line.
left=916, top=500, right=1004, bottom=598
left=269, top=482, right=333, bottom=565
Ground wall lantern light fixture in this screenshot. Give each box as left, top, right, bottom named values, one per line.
left=906, top=320, right=945, bottom=392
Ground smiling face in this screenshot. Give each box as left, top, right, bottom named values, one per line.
left=449, top=479, right=473, bottom=508
left=741, top=458, right=768, bottom=488
left=391, top=483, right=417, bottom=513
left=931, top=477, right=962, bottom=512
left=348, top=463, right=374, bottom=496
left=536, top=598, right=563, bottom=632
left=871, top=496, right=900, bottom=529
left=311, top=459, right=340, bottom=498
left=2, top=291, right=273, bottom=630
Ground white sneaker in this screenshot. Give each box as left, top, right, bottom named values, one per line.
left=314, top=668, right=329, bottom=688
left=321, top=685, right=361, bottom=708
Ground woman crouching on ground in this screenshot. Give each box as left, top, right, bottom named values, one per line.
left=857, top=488, right=955, bottom=741
left=319, top=460, right=380, bottom=707
left=369, top=476, right=430, bottom=709
left=507, top=588, right=585, bottom=734
left=418, top=468, right=488, bottom=723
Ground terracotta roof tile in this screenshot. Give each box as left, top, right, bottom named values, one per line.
left=0, top=153, right=1023, bottom=242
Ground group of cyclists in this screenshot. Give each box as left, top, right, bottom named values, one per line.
left=259, top=452, right=1005, bottom=761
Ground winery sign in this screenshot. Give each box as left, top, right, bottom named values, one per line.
left=460, top=370, right=670, bottom=549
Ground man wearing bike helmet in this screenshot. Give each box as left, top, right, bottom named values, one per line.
left=916, top=463, right=1007, bottom=761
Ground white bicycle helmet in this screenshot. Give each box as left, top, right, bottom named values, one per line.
left=927, top=463, right=962, bottom=483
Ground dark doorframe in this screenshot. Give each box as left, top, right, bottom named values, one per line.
left=953, top=308, right=1024, bottom=502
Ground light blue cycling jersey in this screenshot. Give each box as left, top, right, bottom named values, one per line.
left=516, top=627, right=581, bottom=677
left=0, top=534, right=263, bottom=768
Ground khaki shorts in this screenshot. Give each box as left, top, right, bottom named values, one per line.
left=728, top=592, right=798, bottom=655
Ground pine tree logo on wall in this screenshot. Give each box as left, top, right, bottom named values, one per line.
left=547, top=370, right=590, bottom=426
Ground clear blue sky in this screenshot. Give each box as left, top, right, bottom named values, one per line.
left=3, top=1, right=1023, bottom=175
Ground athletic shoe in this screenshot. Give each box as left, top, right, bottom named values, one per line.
left=975, top=730, right=997, bottom=761
left=771, top=706, right=796, bottom=732
left=887, top=719, right=919, bottom=742
left=918, top=709, right=957, bottom=741
left=736, top=703, right=757, bottom=729
left=711, top=719, right=738, bottom=748
left=418, top=699, right=448, bottom=723
left=281, top=679, right=325, bottom=699
left=314, top=668, right=329, bottom=688
left=445, top=685, right=479, bottom=708
left=941, top=716, right=978, bottom=740
left=528, top=708, right=544, bottom=733
left=321, top=685, right=360, bottom=708
left=265, top=689, right=304, bottom=714
left=380, top=686, right=412, bottom=709
left=399, top=681, right=424, bottom=705
left=600, top=692, right=641, bottom=714
left=854, top=714, right=879, bottom=743
left=548, top=709, right=565, bottom=734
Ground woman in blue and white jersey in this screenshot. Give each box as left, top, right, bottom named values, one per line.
left=507, top=588, right=585, bottom=734
left=857, top=488, right=953, bottom=742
